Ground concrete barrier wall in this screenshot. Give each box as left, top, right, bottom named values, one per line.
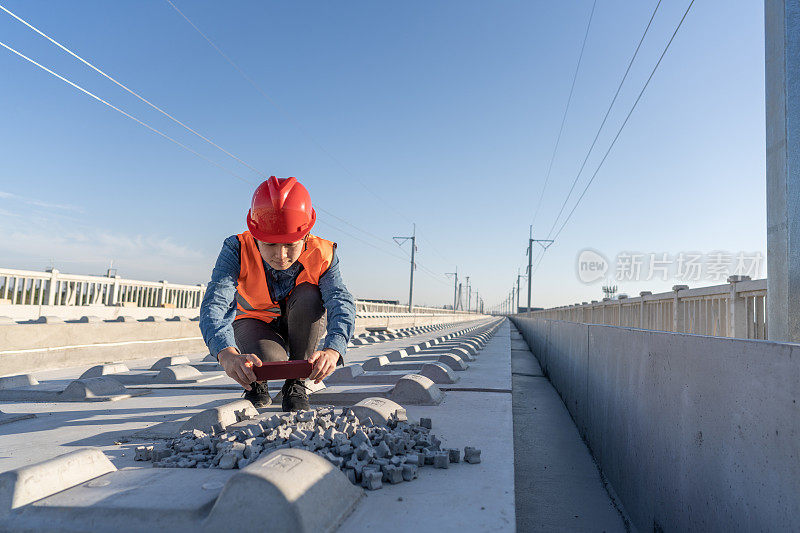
left=0, top=304, right=200, bottom=321
left=510, top=316, right=800, bottom=532
left=0, top=314, right=485, bottom=376
left=0, top=321, right=206, bottom=376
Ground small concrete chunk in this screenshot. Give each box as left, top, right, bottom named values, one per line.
left=464, top=447, right=481, bottom=464
left=401, top=463, right=418, bottom=481
left=375, top=441, right=391, bottom=459
left=134, top=446, right=153, bottom=461
left=218, top=453, right=238, bottom=470
left=433, top=452, right=449, bottom=469
left=361, top=470, right=383, bottom=490
left=382, top=464, right=403, bottom=484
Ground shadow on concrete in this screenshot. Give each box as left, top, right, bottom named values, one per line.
left=0, top=397, right=236, bottom=442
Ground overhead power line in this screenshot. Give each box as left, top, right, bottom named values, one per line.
left=533, top=0, right=696, bottom=275
left=544, top=0, right=663, bottom=240
left=0, top=3, right=453, bottom=282
left=163, top=1, right=427, bottom=230
left=0, top=38, right=447, bottom=286
left=0, top=2, right=266, bottom=179
left=0, top=39, right=252, bottom=186
left=314, top=219, right=407, bottom=262
left=529, top=0, right=597, bottom=230
left=163, top=0, right=457, bottom=280
left=0, top=1, right=451, bottom=281
left=549, top=0, right=696, bottom=243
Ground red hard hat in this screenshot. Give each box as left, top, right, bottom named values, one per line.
left=246, top=176, right=316, bottom=243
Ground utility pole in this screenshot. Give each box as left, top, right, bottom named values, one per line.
left=527, top=226, right=533, bottom=317
left=526, top=224, right=554, bottom=318
left=465, top=276, right=471, bottom=312
left=511, top=285, right=516, bottom=315
left=446, top=268, right=458, bottom=313
left=766, top=0, right=800, bottom=341
left=393, top=224, right=417, bottom=313
left=516, top=269, right=524, bottom=313
left=475, top=290, right=479, bottom=314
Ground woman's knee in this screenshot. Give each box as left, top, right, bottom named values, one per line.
left=288, top=283, right=324, bottom=316
left=233, top=318, right=288, bottom=362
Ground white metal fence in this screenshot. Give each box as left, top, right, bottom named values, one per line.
left=0, top=268, right=204, bottom=309
left=517, top=276, right=767, bottom=340
left=354, top=301, right=466, bottom=315
left=0, top=267, right=464, bottom=318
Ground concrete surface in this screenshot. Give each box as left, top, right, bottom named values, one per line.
left=0, top=317, right=487, bottom=377
left=512, top=316, right=800, bottom=531
left=510, top=324, right=625, bottom=532
left=4, top=317, right=646, bottom=533
left=339, top=320, right=515, bottom=533
left=0, top=449, right=362, bottom=533
left=0, top=318, right=512, bottom=531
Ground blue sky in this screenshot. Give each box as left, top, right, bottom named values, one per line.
left=0, top=1, right=766, bottom=310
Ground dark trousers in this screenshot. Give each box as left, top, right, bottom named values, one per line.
left=233, top=283, right=326, bottom=363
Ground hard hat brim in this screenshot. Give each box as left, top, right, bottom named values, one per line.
left=246, top=208, right=316, bottom=244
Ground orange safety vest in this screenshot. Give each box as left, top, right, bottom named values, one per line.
left=235, top=231, right=335, bottom=324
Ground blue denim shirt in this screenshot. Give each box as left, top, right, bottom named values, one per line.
left=199, top=235, right=356, bottom=360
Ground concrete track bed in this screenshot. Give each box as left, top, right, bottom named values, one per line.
left=0, top=318, right=515, bottom=532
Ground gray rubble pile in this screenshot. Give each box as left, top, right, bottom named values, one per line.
left=135, top=406, right=481, bottom=490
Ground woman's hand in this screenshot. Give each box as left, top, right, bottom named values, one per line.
left=308, top=348, right=340, bottom=383
left=217, top=347, right=262, bottom=390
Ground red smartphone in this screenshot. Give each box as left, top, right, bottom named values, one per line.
left=251, top=360, right=313, bottom=381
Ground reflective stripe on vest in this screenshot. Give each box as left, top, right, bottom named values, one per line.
left=235, top=231, right=335, bottom=324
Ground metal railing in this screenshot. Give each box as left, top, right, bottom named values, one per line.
left=354, top=301, right=471, bottom=315
left=517, top=276, right=767, bottom=339
left=0, top=267, right=467, bottom=317
left=0, top=268, right=204, bottom=310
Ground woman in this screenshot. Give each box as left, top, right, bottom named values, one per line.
left=199, top=176, right=356, bottom=411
